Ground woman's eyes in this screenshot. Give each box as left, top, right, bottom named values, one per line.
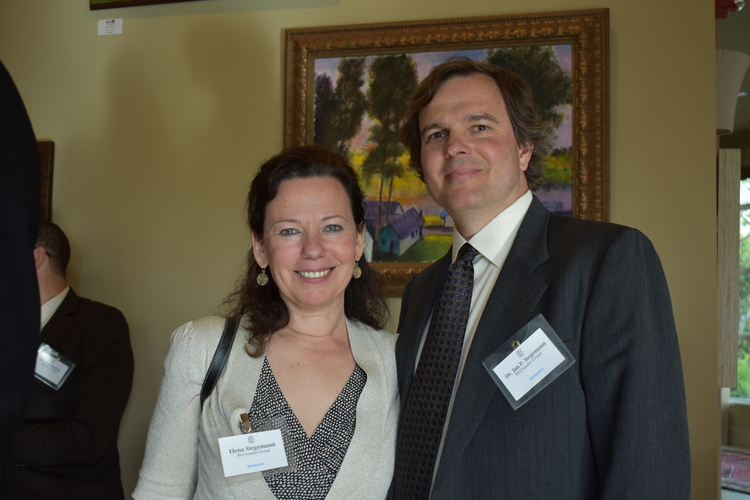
left=278, top=225, right=342, bottom=235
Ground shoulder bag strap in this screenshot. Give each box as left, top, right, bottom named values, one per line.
left=200, top=316, right=239, bottom=410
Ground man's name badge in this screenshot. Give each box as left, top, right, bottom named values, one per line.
left=35, top=343, right=75, bottom=390
left=218, top=429, right=288, bottom=477
left=482, top=314, right=575, bottom=410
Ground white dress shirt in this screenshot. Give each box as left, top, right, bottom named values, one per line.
left=415, top=190, right=533, bottom=489
left=40, top=286, right=69, bottom=331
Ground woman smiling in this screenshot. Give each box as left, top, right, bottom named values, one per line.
left=133, top=145, right=397, bottom=500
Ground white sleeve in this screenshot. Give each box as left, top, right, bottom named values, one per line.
left=132, top=321, right=205, bottom=500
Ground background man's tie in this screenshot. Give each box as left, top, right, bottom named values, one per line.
left=394, top=243, right=478, bottom=499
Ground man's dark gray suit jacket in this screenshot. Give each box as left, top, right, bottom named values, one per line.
left=395, top=197, right=691, bottom=499
left=13, top=288, right=133, bottom=500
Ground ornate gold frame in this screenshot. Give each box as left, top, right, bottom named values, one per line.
left=285, top=9, right=609, bottom=296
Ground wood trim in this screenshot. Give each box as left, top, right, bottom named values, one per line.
left=718, top=148, right=741, bottom=387
left=37, top=141, right=55, bottom=221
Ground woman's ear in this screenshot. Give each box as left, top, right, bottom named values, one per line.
left=356, top=222, right=365, bottom=261
left=251, top=232, right=267, bottom=268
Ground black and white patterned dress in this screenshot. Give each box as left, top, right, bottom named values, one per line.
left=248, top=357, right=367, bottom=500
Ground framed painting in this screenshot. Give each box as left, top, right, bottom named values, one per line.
left=90, top=0, right=202, bottom=9
left=285, top=9, right=609, bottom=296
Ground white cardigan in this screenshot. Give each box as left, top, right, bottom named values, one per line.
left=133, top=316, right=398, bottom=500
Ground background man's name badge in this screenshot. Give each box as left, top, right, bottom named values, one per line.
left=35, top=343, right=75, bottom=390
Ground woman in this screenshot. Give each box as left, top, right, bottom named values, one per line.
left=133, top=145, right=397, bottom=499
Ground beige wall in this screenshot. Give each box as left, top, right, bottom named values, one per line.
left=0, top=0, right=718, bottom=497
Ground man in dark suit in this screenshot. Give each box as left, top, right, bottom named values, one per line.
left=13, top=221, right=134, bottom=500
left=392, top=57, right=690, bottom=499
left=0, top=59, right=41, bottom=500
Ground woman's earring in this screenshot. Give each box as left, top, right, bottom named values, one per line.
left=256, top=268, right=269, bottom=286
left=352, top=260, right=362, bottom=279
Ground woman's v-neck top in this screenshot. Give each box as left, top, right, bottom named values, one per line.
left=249, top=357, right=367, bottom=500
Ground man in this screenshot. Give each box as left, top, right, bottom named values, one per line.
left=0, top=59, right=40, bottom=500
left=13, top=221, right=134, bottom=499
left=392, top=57, right=690, bottom=499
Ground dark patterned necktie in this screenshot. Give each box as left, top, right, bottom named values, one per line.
left=394, top=243, right=478, bottom=499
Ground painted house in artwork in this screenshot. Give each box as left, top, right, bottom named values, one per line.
left=363, top=200, right=404, bottom=237
left=378, top=207, right=424, bottom=256
left=440, top=210, right=454, bottom=229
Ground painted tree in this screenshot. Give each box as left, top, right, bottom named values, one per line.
left=361, top=54, right=418, bottom=258
left=314, top=73, right=337, bottom=150
left=313, top=57, right=368, bottom=157
left=486, top=46, right=572, bottom=128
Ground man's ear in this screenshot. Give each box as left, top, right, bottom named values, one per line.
left=33, top=246, right=46, bottom=270
left=251, top=232, right=267, bottom=268
left=518, top=143, right=534, bottom=172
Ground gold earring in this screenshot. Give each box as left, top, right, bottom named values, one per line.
left=352, top=260, right=362, bottom=279
left=256, top=268, right=268, bottom=286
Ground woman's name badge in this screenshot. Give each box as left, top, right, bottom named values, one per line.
left=35, top=343, right=75, bottom=390
left=218, top=430, right=288, bottom=477
left=482, top=314, right=575, bottom=410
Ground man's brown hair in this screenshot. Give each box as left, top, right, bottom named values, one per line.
left=36, top=221, right=71, bottom=276
left=400, top=56, right=556, bottom=190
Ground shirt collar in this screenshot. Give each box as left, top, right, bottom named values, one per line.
left=41, top=286, right=70, bottom=331
left=452, top=190, right=533, bottom=267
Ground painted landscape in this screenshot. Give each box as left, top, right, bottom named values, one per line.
left=313, top=45, right=573, bottom=263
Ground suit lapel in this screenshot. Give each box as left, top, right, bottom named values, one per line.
left=438, top=198, right=552, bottom=468
left=41, top=288, right=79, bottom=347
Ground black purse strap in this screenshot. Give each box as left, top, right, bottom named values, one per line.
left=200, top=316, right=239, bottom=410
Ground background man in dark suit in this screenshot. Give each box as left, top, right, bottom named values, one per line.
left=0, top=59, right=41, bottom=500
left=13, top=221, right=134, bottom=500
left=392, top=58, right=690, bottom=499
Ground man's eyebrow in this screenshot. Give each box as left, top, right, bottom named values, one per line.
left=466, top=113, right=500, bottom=123
left=420, top=122, right=442, bottom=137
